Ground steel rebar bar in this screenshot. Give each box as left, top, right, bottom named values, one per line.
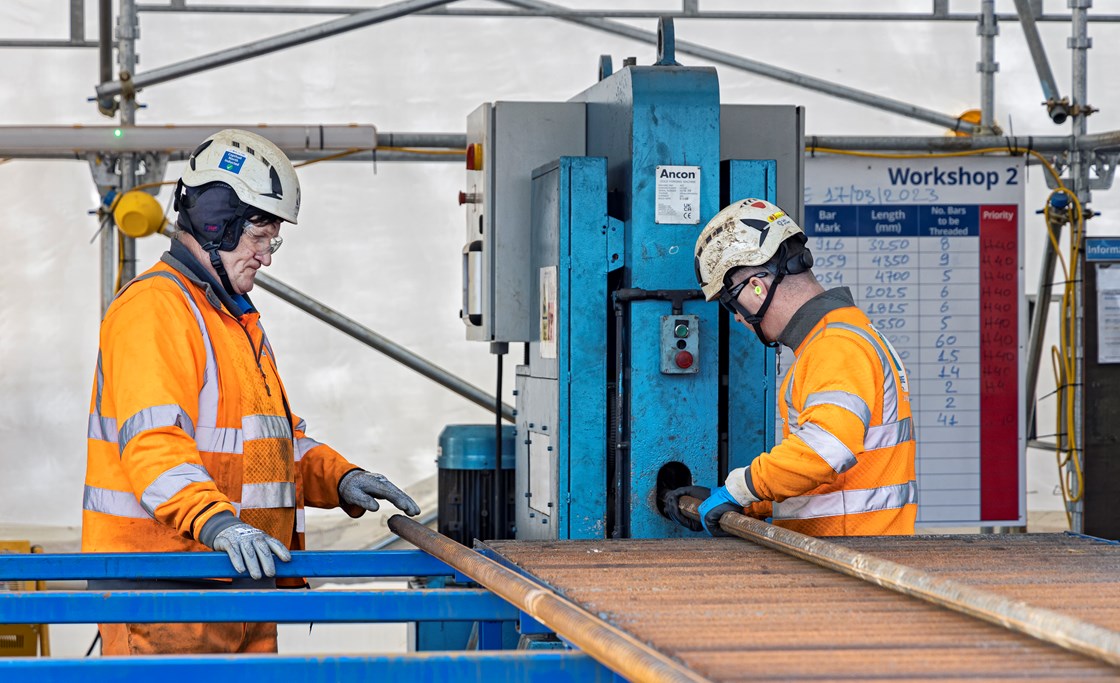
left=678, top=496, right=1120, bottom=668
left=387, top=514, right=711, bottom=683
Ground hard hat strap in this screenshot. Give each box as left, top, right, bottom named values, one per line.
left=737, top=271, right=783, bottom=348
left=207, top=247, right=238, bottom=297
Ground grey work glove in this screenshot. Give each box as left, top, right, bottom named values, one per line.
left=199, top=512, right=291, bottom=580
left=662, top=486, right=710, bottom=533
left=339, top=470, right=421, bottom=516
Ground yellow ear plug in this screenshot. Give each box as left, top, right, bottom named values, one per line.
left=754, top=286, right=763, bottom=295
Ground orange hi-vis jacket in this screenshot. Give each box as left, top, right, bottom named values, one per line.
left=83, top=252, right=361, bottom=567
left=744, top=288, right=917, bottom=535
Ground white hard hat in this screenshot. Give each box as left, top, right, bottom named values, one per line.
left=694, top=198, right=806, bottom=301
left=180, top=129, right=300, bottom=224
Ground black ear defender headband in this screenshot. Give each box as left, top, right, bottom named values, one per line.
left=722, top=235, right=815, bottom=349
left=174, top=181, right=255, bottom=253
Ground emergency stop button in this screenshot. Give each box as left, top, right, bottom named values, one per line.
left=675, top=351, right=694, bottom=369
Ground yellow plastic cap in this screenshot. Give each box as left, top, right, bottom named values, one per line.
left=113, top=190, right=166, bottom=238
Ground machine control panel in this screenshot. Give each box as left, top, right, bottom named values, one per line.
left=660, top=314, right=700, bottom=374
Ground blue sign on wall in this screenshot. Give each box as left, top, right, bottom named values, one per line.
left=1086, top=238, right=1120, bottom=262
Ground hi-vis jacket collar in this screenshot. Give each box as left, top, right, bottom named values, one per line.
left=778, top=286, right=856, bottom=351
left=164, top=240, right=253, bottom=318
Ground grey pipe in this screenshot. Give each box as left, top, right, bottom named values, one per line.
left=1013, top=0, right=1066, bottom=120
left=498, top=0, right=980, bottom=134
left=807, top=133, right=1098, bottom=152
left=1025, top=217, right=1063, bottom=442
left=979, top=0, right=998, bottom=130
left=118, top=0, right=138, bottom=285
left=133, top=4, right=1120, bottom=22
left=70, top=0, right=85, bottom=43
left=95, top=0, right=456, bottom=99
left=253, top=272, right=515, bottom=423
left=678, top=496, right=1120, bottom=668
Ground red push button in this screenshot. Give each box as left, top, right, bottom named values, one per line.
left=675, top=350, right=694, bottom=369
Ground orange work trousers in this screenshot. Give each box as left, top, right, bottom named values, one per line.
left=99, top=621, right=278, bottom=655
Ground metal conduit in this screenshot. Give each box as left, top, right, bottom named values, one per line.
left=253, top=272, right=514, bottom=423
left=387, top=515, right=710, bottom=683
left=1013, top=0, right=1065, bottom=110
left=678, top=497, right=1120, bottom=668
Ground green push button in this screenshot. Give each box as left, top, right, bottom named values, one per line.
left=674, top=323, right=690, bottom=339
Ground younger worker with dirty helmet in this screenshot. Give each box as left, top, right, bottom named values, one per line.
left=83, top=129, right=420, bottom=654
left=664, top=198, right=917, bottom=537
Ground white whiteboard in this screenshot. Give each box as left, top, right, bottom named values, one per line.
left=777, top=156, right=1026, bottom=526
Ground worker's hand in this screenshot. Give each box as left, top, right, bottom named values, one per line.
left=210, top=522, right=292, bottom=580
left=698, top=486, right=742, bottom=537
left=661, top=485, right=710, bottom=532
left=339, top=470, right=421, bottom=516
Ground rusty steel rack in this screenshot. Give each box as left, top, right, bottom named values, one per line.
left=482, top=533, right=1120, bottom=682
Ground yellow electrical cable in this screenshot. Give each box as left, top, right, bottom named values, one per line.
left=811, top=146, right=1085, bottom=528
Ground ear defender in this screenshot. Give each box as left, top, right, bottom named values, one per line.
left=754, top=286, right=763, bottom=295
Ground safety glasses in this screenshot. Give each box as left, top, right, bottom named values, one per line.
left=718, top=272, right=769, bottom=315
left=244, top=214, right=283, bottom=256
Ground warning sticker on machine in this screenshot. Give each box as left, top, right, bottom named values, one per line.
left=539, top=266, right=557, bottom=359
left=655, top=165, right=701, bottom=225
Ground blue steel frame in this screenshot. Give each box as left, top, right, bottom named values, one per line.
left=572, top=65, right=723, bottom=538
left=723, top=159, right=780, bottom=474
left=0, top=550, right=613, bottom=682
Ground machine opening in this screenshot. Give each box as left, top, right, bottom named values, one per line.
left=655, top=461, right=692, bottom=519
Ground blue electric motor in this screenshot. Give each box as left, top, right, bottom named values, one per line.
left=437, top=424, right=516, bottom=545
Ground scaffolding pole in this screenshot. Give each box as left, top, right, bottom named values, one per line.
left=1069, top=0, right=1092, bottom=534
left=496, top=0, right=982, bottom=134
left=95, top=0, right=457, bottom=99
left=979, top=0, right=999, bottom=131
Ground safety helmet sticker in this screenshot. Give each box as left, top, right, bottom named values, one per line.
left=219, top=150, right=246, bottom=174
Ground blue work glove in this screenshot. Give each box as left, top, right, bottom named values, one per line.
left=199, top=512, right=291, bottom=580
left=339, top=470, right=421, bottom=516
left=661, top=486, right=709, bottom=532
left=698, top=487, right=742, bottom=537
left=698, top=466, right=762, bottom=536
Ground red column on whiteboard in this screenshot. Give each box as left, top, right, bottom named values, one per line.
left=979, top=205, right=1019, bottom=521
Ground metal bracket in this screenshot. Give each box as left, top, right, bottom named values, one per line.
left=598, top=54, right=613, bottom=81
left=86, top=151, right=169, bottom=197
left=655, top=16, right=680, bottom=66
left=1040, top=152, right=1117, bottom=191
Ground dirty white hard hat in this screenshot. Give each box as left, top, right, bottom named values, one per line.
left=694, top=198, right=806, bottom=301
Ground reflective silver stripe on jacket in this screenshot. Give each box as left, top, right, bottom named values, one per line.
left=772, top=480, right=917, bottom=520
left=83, top=485, right=153, bottom=519
left=827, top=321, right=899, bottom=424
left=795, top=422, right=858, bottom=474
left=118, top=404, right=196, bottom=456
left=296, top=508, right=305, bottom=534
left=196, top=427, right=243, bottom=454
left=89, top=271, right=221, bottom=455
left=89, top=353, right=120, bottom=443
left=88, top=413, right=119, bottom=443
left=244, top=414, right=292, bottom=441
left=296, top=436, right=322, bottom=462
left=140, top=462, right=214, bottom=516
left=865, top=416, right=913, bottom=450
left=802, top=391, right=871, bottom=435
left=241, top=482, right=296, bottom=509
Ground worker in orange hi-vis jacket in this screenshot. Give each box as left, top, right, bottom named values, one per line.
left=83, top=129, right=421, bottom=655
left=664, top=198, right=917, bottom=537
